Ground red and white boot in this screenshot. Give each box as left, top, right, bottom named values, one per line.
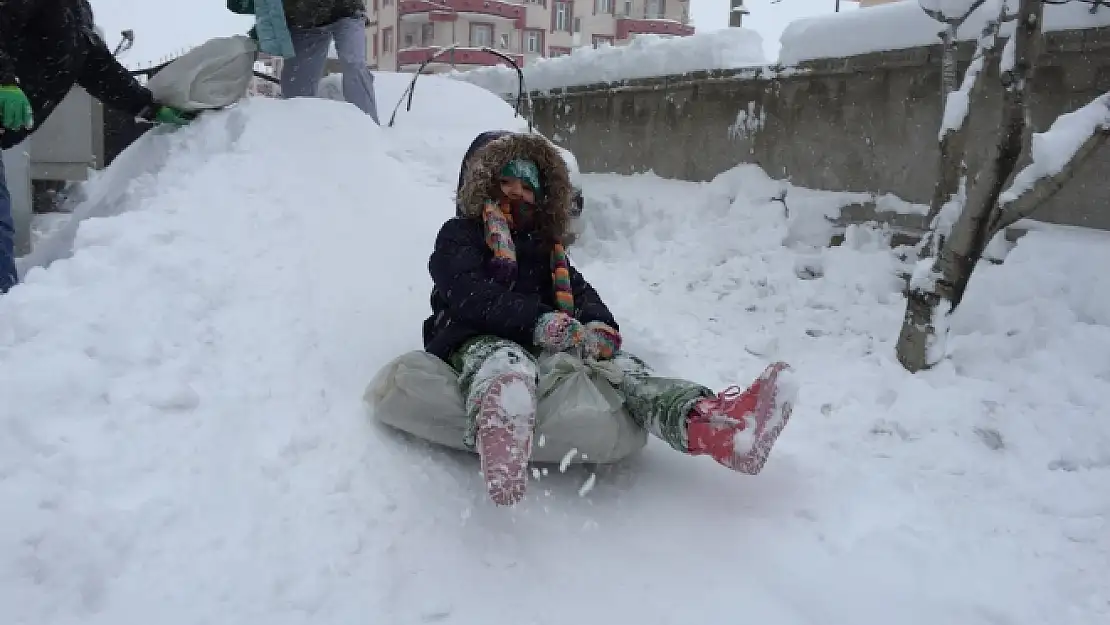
left=475, top=371, right=538, bottom=506
left=686, top=362, right=796, bottom=475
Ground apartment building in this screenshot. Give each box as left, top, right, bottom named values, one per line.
left=365, top=0, right=694, bottom=72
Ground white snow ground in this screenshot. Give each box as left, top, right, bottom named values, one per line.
left=3, top=83, right=1109, bottom=625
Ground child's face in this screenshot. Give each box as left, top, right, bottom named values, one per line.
left=499, top=176, right=535, bottom=205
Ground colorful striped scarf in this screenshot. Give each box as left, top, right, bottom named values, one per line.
left=482, top=200, right=574, bottom=314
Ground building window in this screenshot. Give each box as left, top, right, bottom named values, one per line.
left=622, top=0, right=632, bottom=16
left=645, top=0, right=664, bottom=18
left=592, top=35, right=614, bottom=48
left=421, top=23, right=435, bottom=46
left=554, top=2, right=570, bottom=31
left=470, top=23, right=493, bottom=47
left=549, top=46, right=572, bottom=57
left=382, top=27, right=393, bottom=53
left=524, top=29, right=543, bottom=54
left=403, top=30, right=415, bottom=48
left=499, top=33, right=511, bottom=49
left=595, top=0, right=613, bottom=13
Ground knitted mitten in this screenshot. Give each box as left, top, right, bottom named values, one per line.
left=534, top=312, right=586, bottom=353
left=584, top=321, right=621, bottom=360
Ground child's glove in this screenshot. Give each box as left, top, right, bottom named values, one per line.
left=534, top=312, right=586, bottom=353
left=584, top=321, right=621, bottom=361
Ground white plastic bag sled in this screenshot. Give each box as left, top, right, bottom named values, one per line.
left=364, top=350, right=647, bottom=465
left=145, top=35, right=259, bottom=110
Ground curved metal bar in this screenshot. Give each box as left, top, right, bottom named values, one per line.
left=387, top=44, right=530, bottom=131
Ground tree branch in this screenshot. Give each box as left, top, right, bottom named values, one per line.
left=959, top=0, right=991, bottom=23
left=991, top=92, right=1110, bottom=231
left=922, top=6, right=947, bottom=22
left=920, top=0, right=990, bottom=24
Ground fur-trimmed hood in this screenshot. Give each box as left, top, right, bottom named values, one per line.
left=456, top=132, right=574, bottom=244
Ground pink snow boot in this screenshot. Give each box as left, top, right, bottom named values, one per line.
left=686, top=362, right=795, bottom=475
left=475, top=371, right=538, bottom=506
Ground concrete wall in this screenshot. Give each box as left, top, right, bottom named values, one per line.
left=524, top=26, right=1110, bottom=231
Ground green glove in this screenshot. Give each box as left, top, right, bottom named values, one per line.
left=0, top=85, right=34, bottom=131
left=227, top=0, right=257, bottom=15
left=153, top=105, right=194, bottom=126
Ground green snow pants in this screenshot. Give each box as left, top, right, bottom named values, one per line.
left=450, top=335, right=713, bottom=453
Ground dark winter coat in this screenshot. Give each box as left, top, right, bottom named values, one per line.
left=282, top=0, right=366, bottom=29
left=423, top=133, right=618, bottom=362
left=0, top=0, right=156, bottom=150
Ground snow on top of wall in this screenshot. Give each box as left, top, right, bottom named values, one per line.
left=779, top=0, right=1110, bottom=65
left=448, top=29, right=768, bottom=95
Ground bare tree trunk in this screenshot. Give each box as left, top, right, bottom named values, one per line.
left=918, top=0, right=993, bottom=257
left=922, top=23, right=965, bottom=254
left=896, top=0, right=1044, bottom=372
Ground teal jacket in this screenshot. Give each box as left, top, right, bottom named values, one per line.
left=227, top=0, right=295, bottom=59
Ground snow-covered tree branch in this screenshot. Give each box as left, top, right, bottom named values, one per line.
left=991, top=93, right=1110, bottom=231
left=896, top=0, right=1110, bottom=372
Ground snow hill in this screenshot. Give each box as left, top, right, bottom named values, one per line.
left=2, top=77, right=1108, bottom=625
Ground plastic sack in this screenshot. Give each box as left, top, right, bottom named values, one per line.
left=146, top=35, right=259, bottom=110
left=364, top=350, right=647, bottom=465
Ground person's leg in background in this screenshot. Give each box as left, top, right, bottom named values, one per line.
left=328, top=16, right=380, bottom=124
left=279, top=25, right=332, bottom=99
left=0, top=155, right=18, bottom=294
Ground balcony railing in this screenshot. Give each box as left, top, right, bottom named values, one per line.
left=398, top=0, right=526, bottom=22
left=615, top=17, right=694, bottom=38
left=396, top=46, right=524, bottom=68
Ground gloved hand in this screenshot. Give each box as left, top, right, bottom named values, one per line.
left=152, top=105, right=195, bottom=126
left=533, top=311, right=587, bottom=354
left=0, top=85, right=34, bottom=131
left=583, top=321, right=622, bottom=361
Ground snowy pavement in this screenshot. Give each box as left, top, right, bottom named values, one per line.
left=1, top=89, right=1108, bottom=625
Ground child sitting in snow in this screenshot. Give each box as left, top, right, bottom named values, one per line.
left=423, top=132, right=795, bottom=506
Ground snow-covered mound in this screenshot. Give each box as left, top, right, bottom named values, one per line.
left=1, top=96, right=1108, bottom=625
left=319, top=70, right=532, bottom=133
left=450, top=28, right=767, bottom=95
left=0, top=99, right=452, bottom=621
left=779, top=0, right=1110, bottom=65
